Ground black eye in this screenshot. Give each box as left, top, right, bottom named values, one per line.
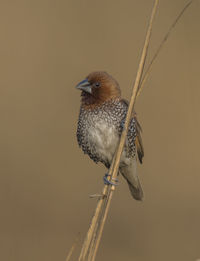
left=94, top=82, right=101, bottom=88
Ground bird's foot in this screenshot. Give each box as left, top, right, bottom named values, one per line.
left=103, top=173, right=119, bottom=186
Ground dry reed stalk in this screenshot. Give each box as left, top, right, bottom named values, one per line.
left=87, top=1, right=159, bottom=260
left=65, top=233, right=80, bottom=261
left=78, top=1, right=159, bottom=260
left=78, top=157, right=116, bottom=261
left=137, top=0, right=195, bottom=98
left=72, top=1, right=195, bottom=260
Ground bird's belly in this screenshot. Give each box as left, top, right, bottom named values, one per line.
left=88, top=121, right=119, bottom=164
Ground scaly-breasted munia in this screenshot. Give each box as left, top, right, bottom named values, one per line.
left=75, top=71, right=144, bottom=201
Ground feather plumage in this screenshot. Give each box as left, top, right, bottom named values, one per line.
left=76, top=71, right=144, bottom=200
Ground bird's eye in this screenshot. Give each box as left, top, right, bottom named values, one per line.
left=94, top=82, right=101, bottom=88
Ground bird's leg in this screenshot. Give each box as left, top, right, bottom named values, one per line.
left=103, top=173, right=119, bottom=186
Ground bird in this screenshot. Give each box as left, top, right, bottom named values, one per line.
left=75, top=71, right=144, bottom=201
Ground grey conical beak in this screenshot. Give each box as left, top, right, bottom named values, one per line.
left=75, top=79, right=92, bottom=94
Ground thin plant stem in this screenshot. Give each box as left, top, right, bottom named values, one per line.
left=78, top=158, right=116, bottom=261
left=84, top=0, right=159, bottom=260
left=66, top=233, right=80, bottom=261
left=76, top=1, right=195, bottom=261
left=137, top=0, right=195, bottom=98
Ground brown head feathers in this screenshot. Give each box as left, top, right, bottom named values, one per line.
left=77, top=71, right=121, bottom=109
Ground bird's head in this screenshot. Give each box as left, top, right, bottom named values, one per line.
left=76, top=71, right=121, bottom=108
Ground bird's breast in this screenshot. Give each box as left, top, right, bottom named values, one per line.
left=88, top=120, right=119, bottom=163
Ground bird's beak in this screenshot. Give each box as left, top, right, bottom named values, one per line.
left=75, top=79, right=92, bottom=94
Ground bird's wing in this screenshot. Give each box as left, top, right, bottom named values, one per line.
left=134, top=115, right=144, bottom=164
left=121, top=99, right=144, bottom=164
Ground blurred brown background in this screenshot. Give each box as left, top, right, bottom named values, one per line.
left=0, top=0, right=200, bottom=260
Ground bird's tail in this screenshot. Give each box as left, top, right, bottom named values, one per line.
left=126, top=177, right=144, bottom=201
left=120, top=158, right=144, bottom=201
